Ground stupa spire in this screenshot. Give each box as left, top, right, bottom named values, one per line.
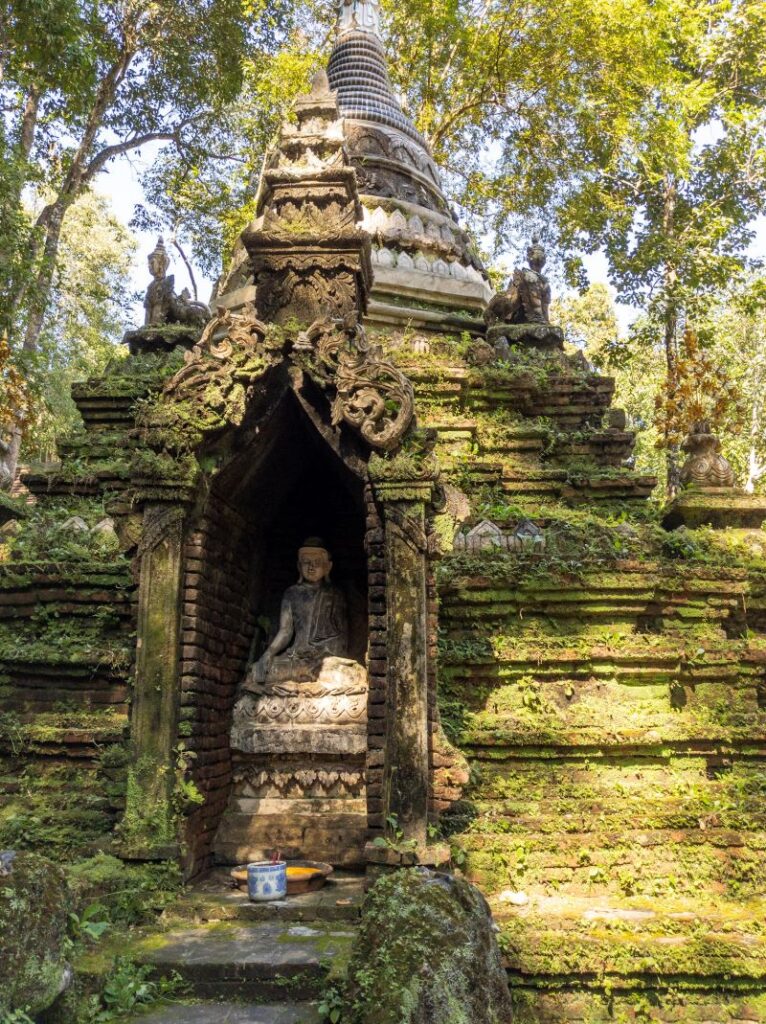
left=337, top=0, right=383, bottom=39
left=328, top=0, right=425, bottom=146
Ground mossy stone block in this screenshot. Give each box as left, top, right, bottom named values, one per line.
left=0, top=852, right=71, bottom=1015
left=345, top=869, right=513, bottom=1024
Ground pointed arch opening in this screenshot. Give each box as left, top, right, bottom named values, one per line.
left=178, top=387, right=377, bottom=876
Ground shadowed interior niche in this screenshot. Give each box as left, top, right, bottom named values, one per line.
left=181, top=392, right=370, bottom=873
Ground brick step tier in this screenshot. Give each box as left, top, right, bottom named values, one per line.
left=0, top=564, right=133, bottom=618
left=0, top=664, right=130, bottom=712
left=428, top=420, right=635, bottom=468
left=123, top=1002, right=321, bottom=1024
left=22, top=461, right=132, bottom=497
left=450, top=680, right=766, bottom=748
left=57, top=430, right=136, bottom=461
left=463, top=824, right=766, bottom=900
left=440, top=644, right=762, bottom=685
left=126, top=920, right=356, bottom=1001
left=406, top=365, right=616, bottom=431
left=511, top=985, right=766, bottom=1024
left=495, top=892, right=766, bottom=985
left=446, top=463, right=655, bottom=501
left=0, top=715, right=128, bottom=756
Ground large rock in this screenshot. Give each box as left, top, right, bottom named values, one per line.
left=0, top=851, right=72, bottom=1016
left=345, top=869, right=513, bottom=1024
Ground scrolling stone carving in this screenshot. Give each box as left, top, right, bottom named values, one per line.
left=153, top=304, right=274, bottom=447
left=300, top=316, right=414, bottom=451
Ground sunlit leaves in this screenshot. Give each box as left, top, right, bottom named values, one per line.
left=654, top=326, right=746, bottom=448
left=0, top=336, right=29, bottom=436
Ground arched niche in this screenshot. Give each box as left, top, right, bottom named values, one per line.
left=177, top=386, right=376, bottom=875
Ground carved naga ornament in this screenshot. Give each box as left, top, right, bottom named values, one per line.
left=298, top=316, right=415, bottom=451
left=162, top=305, right=414, bottom=453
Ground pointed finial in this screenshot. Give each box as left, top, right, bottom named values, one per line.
left=337, top=0, right=382, bottom=39
left=310, top=69, right=331, bottom=97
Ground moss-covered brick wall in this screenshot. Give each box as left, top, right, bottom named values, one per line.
left=0, top=353, right=183, bottom=860
left=380, top=327, right=766, bottom=1021
left=178, top=494, right=256, bottom=875
left=5, top=322, right=765, bottom=1021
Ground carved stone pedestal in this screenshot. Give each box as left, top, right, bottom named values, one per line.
left=122, top=324, right=201, bottom=356
left=664, top=423, right=766, bottom=529
left=487, top=322, right=565, bottom=354
left=215, top=658, right=368, bottom=866
left=664, top=488, right=766, bottom=530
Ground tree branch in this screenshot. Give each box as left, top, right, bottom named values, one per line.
left=171, top=235, right=199, bottom=300
left=83, top=128, right=183, bottom=182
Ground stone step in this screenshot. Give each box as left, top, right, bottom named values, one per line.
left=132, top=920, right=355, bottom=1000
left=126, top=1000, right=321, bottom=1023
left=168, top=870, right=365, bottom=925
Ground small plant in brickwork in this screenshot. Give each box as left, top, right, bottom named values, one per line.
left=372, top=815, right=419, bottom=855
left=318, top=982, right=346, bottom=1024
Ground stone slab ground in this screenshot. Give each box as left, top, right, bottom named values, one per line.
left=109, top=877, right=359, bottom=1022
left=130, top=919, right=355, bottom=1000
left=126, top=1000, right=320, bottom=1023
left=169, top=870, right=365, bottom=925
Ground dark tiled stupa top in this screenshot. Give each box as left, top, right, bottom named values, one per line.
left=326, top=1, right=450, bottom=216
left=327, top=29, right=429, bottom=150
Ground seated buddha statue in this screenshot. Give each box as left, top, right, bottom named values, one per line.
left=230, top=537, right=366, bottom=761
left=245, top=537, right=348, bottom=687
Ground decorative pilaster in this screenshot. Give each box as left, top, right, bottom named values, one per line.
left=121, top=503, right=186, bottom=856
left=371, top=451, right=438, bottom=849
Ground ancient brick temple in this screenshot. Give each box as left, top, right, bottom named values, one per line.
left=3, top=2, right=766, bottom=1021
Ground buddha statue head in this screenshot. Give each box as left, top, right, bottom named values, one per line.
left=297, top=537, right=333, bottom=584
left=147, top=237, right=170, bottom=281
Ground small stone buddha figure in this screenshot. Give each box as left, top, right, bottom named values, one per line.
left=144, top=237, right=174, bottom=326
left=247, top=538, right=348, bottom=686
left=485, top=234, right=551, bottom=328
left=143, top=237, right=210, bottom=328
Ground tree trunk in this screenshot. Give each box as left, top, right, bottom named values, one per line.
left=3, top=87, right=41, bottom=329
left=661, top=176, right=680, bottom=497
left=2, top=46, right=136, bottom=483
left=22, top=200, right=68, bottom=352
left=746, top=370, right=763, bottom=494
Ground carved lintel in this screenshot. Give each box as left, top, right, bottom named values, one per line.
left=383, top=504, right=429, bottom=554
left=137, top=504, right=187, bottom=557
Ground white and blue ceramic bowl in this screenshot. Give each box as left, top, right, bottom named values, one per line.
left=247, top=860, right=287, bottom=902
